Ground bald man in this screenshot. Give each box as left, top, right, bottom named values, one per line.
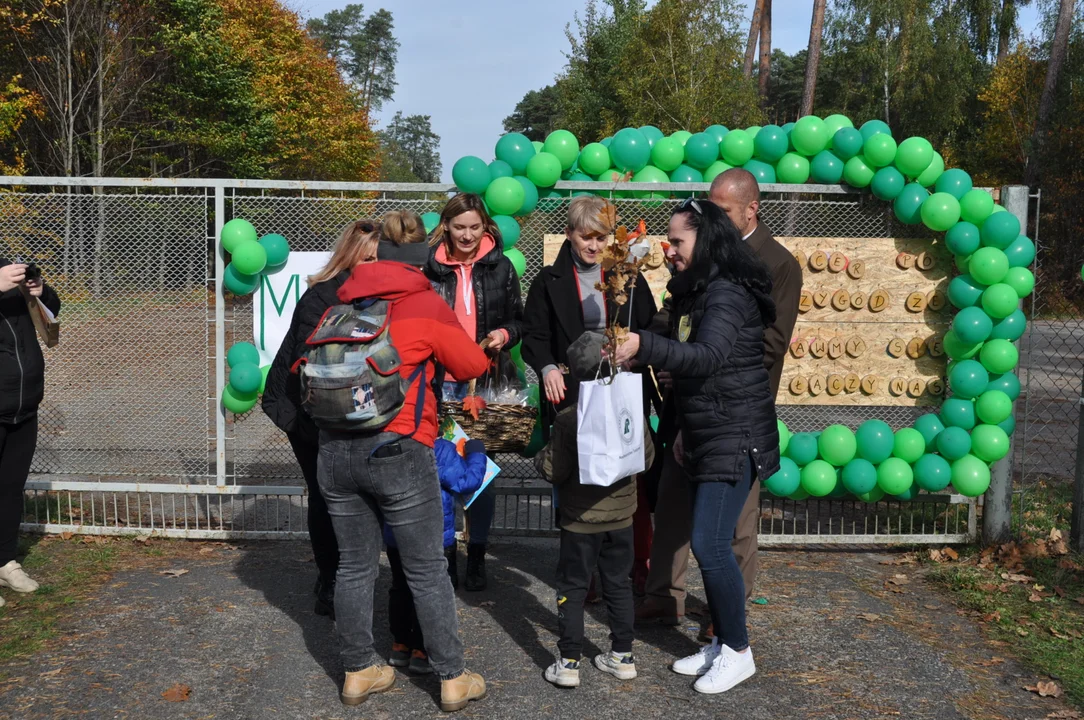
left=637, top=168, right=801, bottom=627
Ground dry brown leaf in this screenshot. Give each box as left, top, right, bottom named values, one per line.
left=1050, top=627, right=1071, bottom=640
left=1029, top=592, right=1044, bottom=603
left=998, top=542, right=1024, bottom=570
left=1001, top=572, right=1036, bottom=583
left=596, top=203, right=617, bottom=231
left=161, top=683, right=191, bottom=702
left=973, top=657, right=1005, bottom=667
left=1017, top=627, right=1030, bottom=637
left=887, top=574, right=910, bottom=585
left=60, top=531, right=73, bottom=540
left=924, top=604, right=941, bottom=610
left=198, top=547, right=215, bottom=555
left=879, top=553, right=917, bottom=566
left=159, top=569, right=188, bottom=578
left=858, top=613, right=881, bottom=622
left=1024, top=681, right=1063, bottom=698
left=1076, top=597, right=1084, bottom=606
left=942, top=546, right=959, bottom=560
left=1046, top=711, right=1080, bottom=719
left=1058, top=558, right=1083, bottom=571
left=982, top=611, right=1001, bottom=623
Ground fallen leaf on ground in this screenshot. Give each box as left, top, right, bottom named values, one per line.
left=1076, top=597, right=1084, bottom=606
left=942, top=546, right=960, bottom=560
left=998, top=542, right=1024, bottom=570
left=198, top=547, right=215, bottom=555
left=478, top=601, right=496, bottom=608
left=1017, top=627, right=1029, bottom=637
left=858, top=613, right=881, bottom=622
left=161, top=684, right=191, bottom=702
left=982, top=611, right=1001, bottom=623
left=1024, top=681, right=1063, bottom=698
left=1046, top=711, right=1080, bottom=719
left=973, top=657, right=1005, bottom=666
left=924, top=604, right=941, bottom=610
left=1058, top=558, right=1083, bottom=572
left=1021, top=541, right=1049, bottom=560
left=60, top=532, right=73, bottom=540
left=1050, top=627, right=1071, bottom=640
left=135, top=536, right=152, bottom=545
left=887, top=574, right=910, bottom=585
left=880, top=554, right=917, bottom=566
left=1028, top=592, right=1044, bottom=603
left=159, top=569, right=189, bottom=578
left=1001, top=572, right=1036, bottom=583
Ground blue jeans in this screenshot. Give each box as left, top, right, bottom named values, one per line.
left=442, top=380, right=495, bottom=545
left=317, top=431, right=465, bottom=678
left=689, top=458, right=753, bottom=652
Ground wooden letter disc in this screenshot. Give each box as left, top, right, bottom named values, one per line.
left=808, top=375, right=826, bottom=396
left=906, top=337, right=928, bottom=359
left=831, top=289, right=850, bottom=311
left=809, top=251, right=829, bottom=271
left=847, top=260, right=866, bottom=279
left=827, top=337, right=844, bottom=359
left=907, top=378, right=927, bottom=397
left=791, top=339, right=809, bottom=358
left=889, top=377, right=907, bottom=396
left=869, top=289, right=890, bottom=313
left=887, top=338, right=906, bottom=358
left=812, top=289, right=831, bottom=308
left=916, top=251, right=935, bottom=271
left=828, top=253, right=848, bottom=273
left=798, top=291, right=814, bottom=314
left=850, top=292, right=867, bottom=310
left=927, top=291, right=947, bottom=311
left=790, top=376, right=808, bottom=395
left=827, top=374, right=845, bottom=395
left=861, top=375, right=881, bottom=395
left=927, top=378, right=945, bottom=396
left=809, top=338, right=828, bottom=359
left=927, top=336, right=945, bottom=357
left=906, top=291, right=928, bottom=313
left=896, top=253, right=916, bottom=270
left=845, top=337, right=866, bottom=357
left=844, top=373, right=861, bottom=393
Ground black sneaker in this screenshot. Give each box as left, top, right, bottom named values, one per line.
left=465, top=544, right=487, bottom=592
left=445, top=545, right=459, bottom=590
left=314, top=574, right=335, bottom=620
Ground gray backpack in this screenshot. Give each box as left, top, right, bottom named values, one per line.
left=296, top=299, right=424, bottom=432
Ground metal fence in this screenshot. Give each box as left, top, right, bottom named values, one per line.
left=6, top=176, right=1053, bottom=544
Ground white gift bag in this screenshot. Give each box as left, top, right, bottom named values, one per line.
left=576, top=371, right=645, bottom=486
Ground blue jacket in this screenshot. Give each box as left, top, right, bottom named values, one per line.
left=384, top=438, right=488, bottom=548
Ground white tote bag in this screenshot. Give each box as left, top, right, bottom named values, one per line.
left=576, top=371, right=645, bottom=486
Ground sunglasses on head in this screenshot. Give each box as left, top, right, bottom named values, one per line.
left=674, top=197, right=703, bottom=215
left=356, top=221, right=375, bottom=232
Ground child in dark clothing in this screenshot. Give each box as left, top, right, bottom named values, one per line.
left=384, top=436, right=488, bottom=674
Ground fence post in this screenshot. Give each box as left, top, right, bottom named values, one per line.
left=214, top=186, right=227, bottom=486
left=982, top=185, right=1028, bottom=545
left=1073, top=369, right=1084, bottom=550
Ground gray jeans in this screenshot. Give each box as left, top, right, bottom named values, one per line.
left=318, top=431, right=465, bottom=679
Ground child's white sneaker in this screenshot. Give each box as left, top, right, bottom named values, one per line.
left=594, top=651, right=636, bottom=680
left=693, top=644, right=756, bottom=694
left=672, top=637, right=721, bottom=676
left=544, top=657, right=581, bottom=687
left=0, top=561, right=38, bottom=593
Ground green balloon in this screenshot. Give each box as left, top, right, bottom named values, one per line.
left=631, top=165, right=669, bottom=199
left=937, top=426, right=973, bottom=460
left=222, top=384, right=258, bottom=414
left=754, top=125, right=789, bottom=163
left=856, top=419, right=894, bottom=463
left=721, top=130, right=755, bottom=166
left=895, top=137, right=934, bottom=177
left=778, top=419, right=792, bottom=455
left=227, top=342, right=261, bottom=368
left=987, top=371, right=1021, bottom=401
left=843, top=155, right=875, bottom=188
left=945, top=221, right=981, bottom=256
left=452, top=155, right=491, bottom=194
left=704, top=124, right=729, bottom=144
left=671, top=130, right=693, bottom=146
left=703, top=160, right=734, bottom=183
left=914, top=414, right=945, bottom=447
left=485, top=176, right=526, bottom=216
left=611, top=128, right=651, bottom=172
left=914, top=453, right=952, bottom=492
left=823, top=114, right=853, bottom=140
left=953, top=307, right=993, bottom=345
left=941, top=398, right=977, bottom=431
left=746, top=125, right=762, bottom=138
left=921, top=192, right=962, bottom=232
left=892, top=483, right=921, bottom=501
left=578, top=143, right=611, bottom=176
left=955, top=254, right=972, bottom=275
left=786, top=432, right=820, bottom=465
left=871, top=166, right=905, bottom=200
left=231, top=240, right=267, bottom=275
left=991, top=204, right=1007, bottom=214
left=998, top=415, right=1016, bottom=436
left=959, top=188, right=994, bottom=225
left=495, top=133, right=535, bottom=174
left=640, top=126, right=665, bottom=146
left=976, top=390, right=1013, bottom=425
left=224, top=263, right=259, bottom=295
left=982, top=283, right=1019, bottom=319
left=818, top=424, right=857, bottom=466
left=951, top=454, right=991, bottom=497
left=990, top=309, right=1026, bottom=342
left=980, top=211, right=1020, bottom=250
left=949, top=359, right=990, bottom=399
left=841, top=458, right=878, bottom=494
left=488, top=160, right=514, bottom=181
left=504, top=247, right=526, bottom=277
left=791, top=116, right=829, bottom=156
left=969, top=247, right=1009, bottom=285
left=776, top=153, right=810, bottom=184
left=970, top=424, right=1010, bottom=463
left=525, top=152, right=562, bottom=188
left=935, top=168, right=973, bottom=200
left=531, top=141, right=544, bottom=154
left=1005, top=235, right=1036, bottom=268
left=221, top=218, right=257, bottom=254
left=943, top=329, right=982, bottom=360
left=421, top=212, right=441, bottom=234
left=893, top=183, right=929, bottom=225
left=229, top=361, right=263, bottom=395
left=855, top=486, right=886, bottom=503
left=743, top=159, right=776, bottom=184
left=684, top=132, right=720, bottom=169
left=915, top=151, right=945, bottom=187
left=948, top=274, right=987, bottom=309
left=832, top=128, right=864, bottom=160
left=810, top=150, right=844, bottom=183
left=863, top=133, right=898, bottom=167
left=669, top=164, right=704, bottom=197
left=980, top=338, right=1018, bottom=373
left=595, top=168, right=632, bottom=198
left=258, top=233, right=290, bottom=267
left=514, top=176, right=541, bottom=214
left=259, top=364, right=271, bottom=394
left=801, top=459, right=838, bottom=497
left=860, top=119, right=892, bottom=140
left=650, top=137, right=685, bottom=172
left=893, top=428, right=926, bottom=464
left=493, top=215, right=521, bottom=249
left=788, top=487, right=811, bottom=501
left=765, top=457, right=802, bottom=496
left=543, top=130, right=580, bottom=171
left=877, top=457, right=913, bottom=495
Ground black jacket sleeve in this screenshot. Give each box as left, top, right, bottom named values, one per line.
left=630, top=272, right=658, bottom=332
left=499, top=264, right=524, bottom=348
left=40, top=283, right=61, bottom=317
left=636, top=283, right=748, bottom=377
left=261, top=307, right=303, bottom=434
left=521, top=274, right=555, bottom=375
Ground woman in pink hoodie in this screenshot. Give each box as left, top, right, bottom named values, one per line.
left=425, top=193, right=523, bottom=592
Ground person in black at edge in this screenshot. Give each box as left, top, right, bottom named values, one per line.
left=0, top=258, right=61, bottom=606
left=262, top=220, right=380, bottom=619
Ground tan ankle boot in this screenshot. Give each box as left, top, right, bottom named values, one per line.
left=440, top=670, right=486, bottom=712
left=340, top=665, right=395, bottom=706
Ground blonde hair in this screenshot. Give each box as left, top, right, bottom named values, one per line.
left=381, top=210, right=428, bottom=246
left=429, top=193, right=501, bottom=249
left=308, top=219, right=379, bottom=285
left=566, top=195, right=614, bottom=236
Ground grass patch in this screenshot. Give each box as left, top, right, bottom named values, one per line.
left=929, top=478, right=1084, bottom=708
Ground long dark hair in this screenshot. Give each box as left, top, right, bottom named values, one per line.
left=670, top=198, right=776, bottom=326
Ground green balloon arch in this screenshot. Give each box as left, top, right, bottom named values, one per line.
left=446, top=116, right=1032, bottom=499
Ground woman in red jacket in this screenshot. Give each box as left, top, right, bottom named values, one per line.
left=312, top=210, right=490, bottom=712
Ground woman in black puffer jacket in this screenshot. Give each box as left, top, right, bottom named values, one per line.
left=425, top=193, right=523, bottom=592
left=614, top=198, right=779, bottom=697
left=0, top=258, right=61, bottom=603
left=262, top=220, right=380, bottom=619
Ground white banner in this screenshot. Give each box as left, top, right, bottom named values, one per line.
left=251, top=252, right=331, bottom=367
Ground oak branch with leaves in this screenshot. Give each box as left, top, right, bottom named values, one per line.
left=595, top=202, right=649, bottom=376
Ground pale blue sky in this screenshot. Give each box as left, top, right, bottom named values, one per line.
left=290, top=0, right=1043, bottom=182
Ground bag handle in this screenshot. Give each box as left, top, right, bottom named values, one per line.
left=466, top=337, right=494, bottom=397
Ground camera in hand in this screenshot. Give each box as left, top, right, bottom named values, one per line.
left=24, top=264, right=41, bottom=283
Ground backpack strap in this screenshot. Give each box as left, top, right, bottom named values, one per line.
left=369, top=362, right=428, bottom=458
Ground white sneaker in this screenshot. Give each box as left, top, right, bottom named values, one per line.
left=593, top=651, right=637, bottom=680
left=693, top=645, right=756, bottom=694
left=0, top=561, right=38, bottom=593
left=0, top=594, right=5, bottom=608
left=672, top=637, right=721, bottom=676
left=544, top=657, right=581, bottom=687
